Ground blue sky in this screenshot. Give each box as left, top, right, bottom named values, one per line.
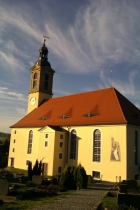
left=1, top=0, right=140, bottom=133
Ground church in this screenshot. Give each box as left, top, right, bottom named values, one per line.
left=8, top=39, right=140, bottom=182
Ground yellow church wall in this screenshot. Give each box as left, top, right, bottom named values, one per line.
left=127, top=125, right=140, bottom=180
left=8, top=127, right=41, bottom=170
left=64, top=125, right=127, bottom=182
left=52, top=132, right=68, bottom=176
left=37, top=127, right=56, bottom=176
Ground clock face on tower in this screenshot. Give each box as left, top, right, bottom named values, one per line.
left=30, top=97, right=36, bottom=105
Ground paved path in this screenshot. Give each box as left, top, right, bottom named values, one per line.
left=33, top=182, right=114, bottom=210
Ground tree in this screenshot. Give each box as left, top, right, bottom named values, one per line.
left=75, top=164, right=87, bottom=189
left=60, top=164, right=87, bottom=190
left=28, top=160, right=42, bottom=180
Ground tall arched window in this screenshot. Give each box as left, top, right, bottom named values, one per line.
left=27, top=130, right=33, bottom=154
left=33, top=73, right=37, bottom=89
left=44, top=73, right=49, bottom=90
left=70, top=129, right=77, bottom=159
left=93, top=129, right=101, bottom=162
left=134, top=130, right=138, bottom=165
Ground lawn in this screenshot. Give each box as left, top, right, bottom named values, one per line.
left=98, top=181, right=140, bottom=210
left=0, top=167, right=28, bottom=176
left=0, top=190, right=74, bottom=210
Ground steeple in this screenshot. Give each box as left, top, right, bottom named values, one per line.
left=37, top=36, right=51, bottom=67
left=27, top=37, right=55, bottom=114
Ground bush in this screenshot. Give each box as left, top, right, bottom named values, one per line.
left=60, top=165, right=77, bottom=190
left=76, top=164, right=87, bottom=189
left=60, top=164, right=87, bottom=190
left=28, top=160, right=42, bottom=180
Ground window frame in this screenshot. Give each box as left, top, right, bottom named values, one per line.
left=93, top=129, right=101, bottom=162
left=45, top=141, right=48, bottom=147
left=59, top=153, right=63, bottom=159
left=27, top=130, right=33, bottom=154
left=45, top=134, right=49, bottom=138
left=12, top=148, right=15, bottom=152
left=58, top=166, right=62, bottom=173
left=92, top=170, right=101, bottom=179
left=33, top=73, right=37, bottom=89
left=60, top=142, right=63, bottom=148
left=13, top=139, right=16, bottom=143
left=69, top=129, right=77, bottom=160
left=60, top=134, right=63, bottom=139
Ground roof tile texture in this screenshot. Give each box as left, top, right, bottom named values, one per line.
left=11, top=87, right=140, bottom=128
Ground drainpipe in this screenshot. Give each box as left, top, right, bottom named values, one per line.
left=66, top=126, right=71, bottom=164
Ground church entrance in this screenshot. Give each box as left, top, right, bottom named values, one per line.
left=42, top=163, right=48, bottom=175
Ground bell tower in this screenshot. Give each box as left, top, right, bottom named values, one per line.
left=27, top=37, right=55, bottom=113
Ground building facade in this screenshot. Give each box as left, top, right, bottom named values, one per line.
left=8, top=40, right=140, bottom=182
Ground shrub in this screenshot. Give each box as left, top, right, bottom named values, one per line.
left=75, top=164, right=87, bottom=189
left=60, top=165, right=77, bottom=190
left=60, top=164, right=87, bottom=190
left=28, top=160, right=42, bottom=180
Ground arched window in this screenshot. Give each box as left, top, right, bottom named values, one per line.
left=44, top=73, right=49, bottom=90
left=33, top=73, right=37, bottom=89
left=70, top=129, right=77, bottom=159
left=93, top=129, right=101, bottom=162
left=27, top=130, right=33, bottom=154
left=134, top=130, right=138, bottom=165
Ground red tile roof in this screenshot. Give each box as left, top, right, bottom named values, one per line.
left=11, top=87, right=140, bottom=128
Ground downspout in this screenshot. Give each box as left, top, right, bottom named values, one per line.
left=66, top=126, right=71, bottom=164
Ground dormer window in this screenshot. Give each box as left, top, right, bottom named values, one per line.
left=83, top=113, right=96, bottom=117
left=39, top=117, right=48, bottom=120
left=59, top=115, right=70, bottom=119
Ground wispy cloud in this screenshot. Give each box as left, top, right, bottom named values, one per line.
left=0, top=87, right=27, bottom=101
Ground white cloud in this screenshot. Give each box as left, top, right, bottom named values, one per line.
left=0, top=87, right=27, bottom=101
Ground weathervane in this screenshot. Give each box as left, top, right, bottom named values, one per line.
left=43, top=35, right=49, bottom=44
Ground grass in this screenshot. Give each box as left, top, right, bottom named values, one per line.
left=0, top=190, right=74, bottom=210
left=0, top=167, right=75, bottom=209
left=98, top=181, right=140, bottom=210
left=0, top=167, right=28, bottom=175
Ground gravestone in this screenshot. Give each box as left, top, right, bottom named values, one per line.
left=118, top=193, right=140, bottom=208
left=21, top=176, right=29, bottom=184
left=126, top=180, right=137, bottom=189
left=32, top=175, right=42, bottom=185
left=5, top=173, right=14, bottom=182
left=0, top=179, right=9, bottom=196
left=119, top=184, right=127, bottom=193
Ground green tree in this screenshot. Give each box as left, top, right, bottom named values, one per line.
left=60, top=164, right=87, bottom=190
left=76, top=164, right=87, bottom=189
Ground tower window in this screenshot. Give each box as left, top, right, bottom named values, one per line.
left=33, top=73, right=37, bottom=89
left=44, top=73, right=49, bottom=90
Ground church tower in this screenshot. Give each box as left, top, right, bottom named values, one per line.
left=27, top=38, right=55, bottom=113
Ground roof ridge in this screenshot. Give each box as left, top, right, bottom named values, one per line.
left=52, top=87, right=114, bottom=100
left=113, top=89, right=127, bottom=123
